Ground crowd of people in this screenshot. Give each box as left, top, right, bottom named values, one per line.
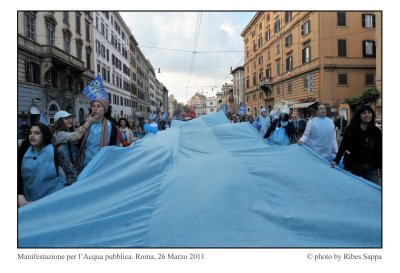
left=227, top=103, right=382, bottom=186
left=17, top=101, right=382, bottom=208
left=17, top=98, right=171, bottom=207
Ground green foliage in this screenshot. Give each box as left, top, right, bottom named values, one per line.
left=359, top=88, right=381, bottom=104
left=344, top=88, right=381, bottom=107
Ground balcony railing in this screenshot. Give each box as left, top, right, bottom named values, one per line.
left=259, top=78, right=272, bottom=90
left=41, top=45, right=85, bottom=71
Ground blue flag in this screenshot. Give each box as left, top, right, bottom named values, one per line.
left=39, top=111, right=47, bottom=125
left=237, top=102, right=246, bottom=117
left=221, top=103, right=228, bottom=114
left=82, top=75, right=107, bottom=102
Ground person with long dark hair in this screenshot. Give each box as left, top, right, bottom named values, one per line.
left=18, top=123, right=77, bottom=207
left=331, top=105, right=382, bottom=185
left=51, top=111, right=86, bottom=165
left=117, top=117, right=136, bottom=146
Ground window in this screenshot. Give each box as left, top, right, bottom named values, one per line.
left=101, top=44, right=105, bottom=58
left=337, top=12, right=346, bottom=26
left=95, top=16, right=98, bottom=29
left=76, top=42, right=82, bottom=60
left=304, top=77, right=308, bottom=88
left=25, top=61, right=40, bottom=84
left=288, top=82, right=292, bottom=94
left=276, top=86, right=280, bottom=95
left=267, top=49, right=271, bottom=61
left=259, top=23, right=262, bottom=30
left=46, top=23, right=55, bottom=45
left=86, top=23, right=90, bottom=41
left=266, top=65, right=271, bottom=79
left=101, top=22, right=105, bottom=36
left=253, top=60, right=256, bottom=69
left=276, top=43, right=280, bottom=55
left=274, top=19, right=281, bottom=34
left=97, top=63, right=101, bottom=74
left=302, top=42, right=311, bottom=63
left=365, top=73, right=375, bottom=85
left=285, top=34, right=292, bottom=47
left=63, top=12, right=69, bottom=24
left=259, top=71, right=264, bottom=81
left=338, top=39, right=347, bottom=57
left=246, top=78, right=249, bottom=88
left=286, top=55, right=293, bottom=71
left=285, top=11, right=292, bottom=23
left=253, top=74, right=257, bottom=85
left=363, top=41, right=376, bottom=57
left=45, top=69, right=58, bottom=88
left=25, top=12, right=35, bottom=40
left=86, top=50, right=91, bottom=69
left=258, top=55, right=263, bottom=65
left=265, top=29, right=270, bottom=42
left=362, top=14, right=376, bottom=28
left=266, top=14, right=270, bottom=22
left=258, top=37, right=263, bottom=48
left=251, top=30, right=255, bottom=38
left=276, top=59, right=281, bottom=76
left=338, top=73, right=348, bottom=85
left=301, top=20, right=310, bottom=36
left=64, top=35, right=71, bottom=53
left=253, top=43, right=256, bottom=52
left=76, top=14, right=81, bottom=34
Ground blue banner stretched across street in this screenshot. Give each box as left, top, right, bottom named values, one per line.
left=18, top=110, right=381, bottom=247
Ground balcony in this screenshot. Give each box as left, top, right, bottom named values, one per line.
left=259, top=78, right=272, bottom=91
left=41, top=45, right=85, bottom=72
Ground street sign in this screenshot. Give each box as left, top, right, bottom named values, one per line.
left=307, top=75, right=313, bottom=92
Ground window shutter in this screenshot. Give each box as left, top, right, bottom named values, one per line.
left=362, top=41, right=366, bottom=57
left=372, top=15, right=376, bottom=28
left=362, top=14, right=366, bottom=27
left=301, top=24, right=304, bottom=35
left=373, top=41, right=376, bottom=57
left=302, top=48, right=305, bottom=63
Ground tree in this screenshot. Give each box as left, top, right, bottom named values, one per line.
left=345, top=88, right=381, bottom=109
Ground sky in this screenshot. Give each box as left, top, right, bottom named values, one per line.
left=120, top=12, right=256, bottom=103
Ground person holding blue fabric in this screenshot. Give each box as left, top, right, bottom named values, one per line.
left=298, top=103, right=338, bottom=161
left=51, top=111, right=86, bottom=165
left=75, top=97, right=118, bottom=173
left=17, top=124, right=77, bottom=207
left=264, top=106, right=295, bottom=145
left=331, top=105, right=382, bottom=185
left=252, top=108, right=271, bottom=137
left=117, top=117, right=136, bottom=146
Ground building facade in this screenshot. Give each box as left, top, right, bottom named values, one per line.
left=129, top=34, right=139, bottom=119
left=231, top=66, right=245, bottom=114
left=220, top=83, right=234, bottom=114
left=93, top=11, right=134, bottom=122
left=241, top=11, right=380, bottom=118
left=18, top=11, right=95, bottom=126
left=206, top=96, right=218, bottom=114
left=136, top=48, right=150, bottom=117
left=168, top=94, right=177, bottom=118
left=188, top=93, right=207, bottom=116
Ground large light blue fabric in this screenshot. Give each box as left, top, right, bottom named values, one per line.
left=18, top=110, right=381, bottom=247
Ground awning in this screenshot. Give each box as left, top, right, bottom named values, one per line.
left=292, top=102, right=317, bottom=109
